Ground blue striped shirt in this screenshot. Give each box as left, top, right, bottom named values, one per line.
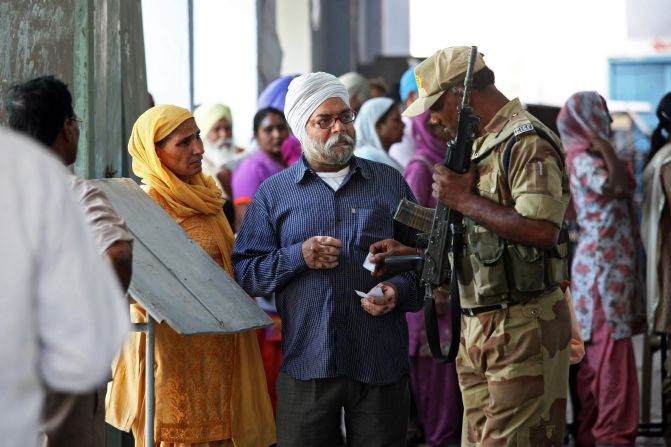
left=233, top=156, right=421, bottom=385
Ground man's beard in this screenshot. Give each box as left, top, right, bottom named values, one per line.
left=210, top=137, right=233, bottom=150
left=302, top=131, right=356, bottom=166
left=203, top=138, right=233, bottom=153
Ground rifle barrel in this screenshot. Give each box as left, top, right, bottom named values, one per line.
left=460, top=46, right=478, bottom=109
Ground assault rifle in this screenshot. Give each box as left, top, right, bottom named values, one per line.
left=385, top=46, right=480, bottom=363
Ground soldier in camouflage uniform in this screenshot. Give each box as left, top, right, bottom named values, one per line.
left=399, top=47, right=572, bottom=446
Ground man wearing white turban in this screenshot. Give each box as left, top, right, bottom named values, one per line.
left=193, top=103, right=248, bottom=223
left=233, top=72, right=422, bottom=446
left=338, top=72, right=370, bottom=113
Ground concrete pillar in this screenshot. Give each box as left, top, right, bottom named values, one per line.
left=258, top=0, right=282, bottom=92
left=306, top=0, right=410, bottom=75
left=0, top=1, right=75, bottom=122
left=357, top=0, right=382, bottom=65
left=310, top=0, right=357, bottom=75
left=75, top=0, right=149, bottom=179
left=0, top=0, right=147, bottom=179
left=381, top=0, right=409, bottom=57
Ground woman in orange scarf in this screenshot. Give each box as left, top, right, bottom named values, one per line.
left=106, top=105, right=276, bottom=447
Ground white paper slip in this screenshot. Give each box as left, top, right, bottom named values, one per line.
left=355, top=286, right=384, bottom=299
left=362, top=252, right=376, bottom=272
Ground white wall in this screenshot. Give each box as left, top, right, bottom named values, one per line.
left=142, top=0, right=258, bottom=146
left=142, top=0, right=190, bottom=108
left=277, top=0, right=311, bottom=75
left=626, top=0, right=671, bottom=37
left=193, top=0, right=257, bottom=145
left=408, top=0, right=663, bottom=106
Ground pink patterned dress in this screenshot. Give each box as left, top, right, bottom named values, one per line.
left=570, top=152, right=645, bottom=341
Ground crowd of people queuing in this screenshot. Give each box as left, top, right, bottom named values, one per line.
left=2, top=44, right=671, bottom=447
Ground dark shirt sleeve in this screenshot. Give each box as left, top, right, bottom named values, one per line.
left=232, top=191, right=308, bottom=297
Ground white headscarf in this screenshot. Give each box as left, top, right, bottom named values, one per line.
left=284, top=72, right=349, bottom=143
left=352, top=97, right=403, bottom=172
left=354, top=97, right=394, bottom=151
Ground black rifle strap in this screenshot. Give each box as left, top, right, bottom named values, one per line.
left=423, top=219, right=463, bottom=364
left=424, top=289, right=449, bottom=363
left=447, top=229, right=463, bottom=361
left=502, top=127, right=565, bottom=177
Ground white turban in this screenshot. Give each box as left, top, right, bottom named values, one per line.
left=284, top=72, right=350, bottom=143
left=193, top=103, right=232, bottom=134
left=338, top=72, right=370, bottom=103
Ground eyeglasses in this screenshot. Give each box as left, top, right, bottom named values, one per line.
left=313, top=110, right=356, bottom=129
left=68, top=116, right=83, bottom=129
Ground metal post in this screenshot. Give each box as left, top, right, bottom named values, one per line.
left=187, top=0, right=194, bottom=111
left=129, top=319, right=155, bottom=445
left=662, top=334, right=668, bottom=428
left=642, top=332, right=652, bottom=423
left=73, top=0, right=95, bottom=179
left=145, top=316, right=155, bottom=446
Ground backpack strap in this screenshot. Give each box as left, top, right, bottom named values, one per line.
left=502, top=126, right=564, bottom=178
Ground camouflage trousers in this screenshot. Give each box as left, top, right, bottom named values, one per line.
left=456, top=289, right=571, bottom=446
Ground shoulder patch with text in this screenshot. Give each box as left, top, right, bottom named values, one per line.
left=513, top=123, right=534, bottom=137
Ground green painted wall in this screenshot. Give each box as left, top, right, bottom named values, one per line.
left=0, top=0, right=147, bottom=180
left=0, top=1, right=75, bottom=122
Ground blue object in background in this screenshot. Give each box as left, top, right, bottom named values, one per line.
left=609, top=55, right=671, bottom=133
left=609, top=56, right=671, bottom=196
left=257, top=75, right=298, bottom=112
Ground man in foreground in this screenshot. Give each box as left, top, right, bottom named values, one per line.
left=7, top=75, right=133, bottom=446
left=0, top=127, right=129, bottom=446
left=233, top=72, right=421, bottom=447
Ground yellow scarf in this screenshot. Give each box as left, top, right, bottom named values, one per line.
left=128, top=104, right=234, bottom=273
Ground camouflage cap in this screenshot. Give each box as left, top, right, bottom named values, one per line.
left=403, top=46, right=486, bottom=117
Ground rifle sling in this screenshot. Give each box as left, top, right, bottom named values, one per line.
left=424, top=218, right=464, bottom=364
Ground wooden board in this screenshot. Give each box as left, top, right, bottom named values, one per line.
left=91, top=178, right=272, bottom=335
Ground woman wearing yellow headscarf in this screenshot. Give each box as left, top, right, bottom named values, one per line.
left=106, top=105, right=276, bottom=447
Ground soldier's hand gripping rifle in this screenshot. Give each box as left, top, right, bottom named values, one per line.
left=385, top=46, right=480, bottom=363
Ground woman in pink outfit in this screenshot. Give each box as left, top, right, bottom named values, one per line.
left=403, top=111, right=463, bottom=447
left=557, top=91, right=646, bottom=447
